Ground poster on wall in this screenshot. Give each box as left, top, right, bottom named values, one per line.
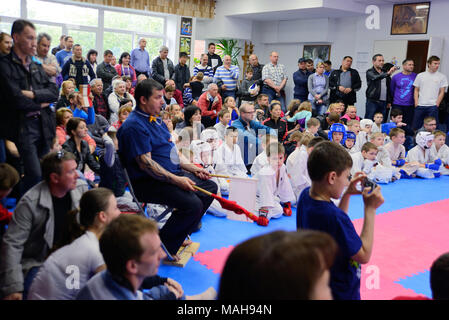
left=180, top=17, right=193, bottom=36
left=391, top=2, right=430, bottom=35
left=302, top=45, right=331, bottom=67
left=180, top=36, right=191, bottom=66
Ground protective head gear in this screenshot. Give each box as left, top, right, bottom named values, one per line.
left=190, top=140, right=212, bottom=166
left=415, top=131, right=434, bottom=149
left=200, top=128, right=219, bottom=150
left=328, top=123, right=347, bottom=144
left=346, top=130, right=356, bottom=142
left=360, top=119, right=374, bottom=130
left=248, top=83, right=259, bottom=96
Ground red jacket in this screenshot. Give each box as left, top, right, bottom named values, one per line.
left=198, top=92, right=222, bottom=118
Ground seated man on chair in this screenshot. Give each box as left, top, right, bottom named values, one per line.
left=117, top=79, right=218, bottom=261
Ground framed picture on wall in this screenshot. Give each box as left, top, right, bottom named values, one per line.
left=391, top=2, right=430, bottom=35
left=302, top=45, right=331, bottom=66
left=180, top=17, right=193, bottom=36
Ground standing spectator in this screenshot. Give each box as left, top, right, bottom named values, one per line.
left=51, top=35, right=65, bottom=56
left=365, top=54, right=396, bottom=120
left=413, top=55, right=448, bottom=130
left=0, top=19, right=59, bottom=194
left=262, top=51, right=288, bottom=111
left=214, top=55, right=240, bottom=100
left=193, top=53, right=214, bottom=89
left=328, top=56, right=362, bottom=109
left=0, top=151, right=88, bottom=300
left=293, top=58, right=313, bottom=103
left=35, top=33, right=61, bottom=84
left=323, top=60, right=333, bottom=77
left=207, top=42, right=223, bottom=75
left=96, top=50, right=118, bottom=94
left=308, top=62, right=330, bottom=116
left=86, top=49, right=98, bottom=76
left=390, top=59, right=417, bottom=126
left=0, top=32, right=13, bottom=56
left=90, top=78, right=110, bottom=121
left=198, top=83, right=223, bottom=128
left=130, top=37, right=151, bottom=78
left=115, top=52, right=137, bottom=87
left=248, top=54, right=264, bottom=86
left=61, top=44, right=96, bottom=88
left=55, top=36, right=74, bottom=67
left=173, top=52, right=190, bottom=92
left=151, top=45, right=175, bottom=87
left=306, top=59, right=315, bottom=73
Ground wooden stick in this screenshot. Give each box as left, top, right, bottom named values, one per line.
left=193, top=185, right=213, bottom=196
left=210, top=174, right=257, bottom=181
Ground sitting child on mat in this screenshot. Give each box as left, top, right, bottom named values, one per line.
left=344, top=131, right=357, bottom=154
left=354, top=119, right=373, bottom=152
left=370, top=132, right=399, bottom=181
left=406, top=131, right=442, bottom=179
left=371, top=112, right=383, bottom=134
left=250, top=133, right=278, bottom=177
left=255, top=142, right=296, bottom=223
left=429, top=130, right=449, bottom=175
left=351, top=142, right=394, bottom=183
left=214, top=126, right=248, bottom=179
left=328, top=123, right=346, bottom=145
left=384, top=128, right=419, bottom=178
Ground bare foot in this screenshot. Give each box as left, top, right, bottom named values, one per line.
left=182, top=239, right=193, bottom=247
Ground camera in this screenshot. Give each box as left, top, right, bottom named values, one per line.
left=395, top=65, right=400, bottom=70
left=362, top=177, right=377, bottom=193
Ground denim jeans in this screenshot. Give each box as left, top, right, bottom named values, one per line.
left=262, top=86, right=286, bottom=113
left=311, top=100, right=328, bottom=117
left=365, top=99, right=387, bottom=121
left=412, top=105, right=438, bottom=130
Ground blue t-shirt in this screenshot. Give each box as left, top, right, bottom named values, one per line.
left=296, top=187, right=362, bottom=300
left=390, top=72, right=417, bottom=106
left=55, top=50, right=73, bottom=68
left=117, top=108, right=182, bottom=180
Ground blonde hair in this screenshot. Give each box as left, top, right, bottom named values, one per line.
left=288, top=131, right=303, bottom=143
left=287, top=99, right=301, bottom=114
left=433, top=130, right=446, bottom=138
left=316, top=62, right=325, bottom=69
left=327, top=103, right=340, bottom=113
left=369, top=132, right=384, bottom=141
left=61, top=80, right=75, bottom=97
left=298, top=101, right=312, bottom=112
left=345, top=105, right=357, bottom=114
left=347, top=119, right=360, bottom=127
left=299, top=132, right=314, bottom=147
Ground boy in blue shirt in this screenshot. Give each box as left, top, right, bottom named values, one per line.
left=297, top=141, right=384, bottom=300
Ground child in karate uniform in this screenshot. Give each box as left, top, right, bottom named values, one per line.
left=255, top=142, right=296, bottom=223
left=344, top=131, right=357, bottom=154
left=250, top=133, right=278, bottom=177
left=384, top=128, right=419, bottom=178
left=354, top=119, right=373, bottom=152
left=287, top=135, right=324, bottom=200
left=406, top=131, right=442, bottom=179
left=214, top=126, right=248, bottom=178
left=351, top=142, right=393, bottom=183
left=429, top=130, right=449, bottom=175
left=328, top=123, right=346, bottom=145
left=370, top=132, right=399, bottom=181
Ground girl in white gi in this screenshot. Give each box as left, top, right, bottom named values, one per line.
left=406, top=131, right=442, bottom=179
left=429, top=130, right=449, bottom=175
left=255, top=142, right=296, bottom=222
left=250, top=133, right=278, bottom=176
left=190, top=140, right=228, bottom=217
left=214, top=126, right=248, bottom=178
left=354, top=119, right=373, bottom=152
left=286, top=133, right=314, bottom=199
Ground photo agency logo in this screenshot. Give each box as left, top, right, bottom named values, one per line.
left=365, top=5, right=380, bottom=30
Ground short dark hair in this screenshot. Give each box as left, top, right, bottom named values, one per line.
left=323, top=60, right=332, bottom=65
left=390, top=108, right=403, bottom=118
left=257, top=93, right=269, bottom=101
left=225, top=126, right=238, bottom=136
left=427, top=55, right=440, bottom=64
left=118, top=52, right=129, bottom=64
left=179, top=51, right=188, bottom=58
left=41, top=150, right=77, bottom=183
left=431, top=252, right=449, bottom=300
left=389, top=127, right=405, bottom=138
left=402, top=58, right=414, bottom=65
left=0, top=163, right=19, bottom=191
left=100, top=214, right=159, bottom=277
left=218, top=230, right=337, bottom=300
left=11, top=19, right=35, bottom=36
left=87, top=49, right=98, bottom=61
left=208, top=42, right=215, bottom=48
left=37, top=32, right=51, bottom=44
left=343, top=56, right=353, bottom=61
left=104, top=49, right=113, bottom=56
left=308, top=136, right=325, bottom=149
left=306, top=58, right=313, bottom=64
left=66, top=117, right=86, bottom=138
left=134, top=79, right=164, bottom=108
left=64, top=36, right=72, bottom=42
left=307, top=141, right=353, bottom=182
left=372, top=53, right=383, bottom=61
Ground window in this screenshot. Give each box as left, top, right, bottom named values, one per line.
left=27, top=0, right=98, bottom=27
left=103, top=32, right=133, bottom=58
left=68, top=30, right=96, bottom=53
left=0, top=1, right=21, bottom=18
left=35, top=24, right=62, bottom=49
left=0, top=22, right=12, bottom=34
left=104, top=11, right=164, bottom=34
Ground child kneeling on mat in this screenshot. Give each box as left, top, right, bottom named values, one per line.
left=406, top=131, right=442, bottom=179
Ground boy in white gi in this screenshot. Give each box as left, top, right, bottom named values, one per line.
left=214, top=126, right=248, bottom=178
left=354, top=119, right=373, bottom=152
left=429, top=130, right=449, bottom=175
left=406, top=131, right=442, bottom=179
left=250, top=133, right=278, bottom=177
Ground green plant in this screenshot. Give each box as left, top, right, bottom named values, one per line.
left=193, top=57, right=201, bottom=66
left=215, top=39, right=241, bottom=66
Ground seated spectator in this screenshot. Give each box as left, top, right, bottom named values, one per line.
left=56, top=80, right=76, bottom=110
left=416, top=116, right=438, bottom=134
left=254, top=93, right=270, bottom=122
left=163, top=85, right=178, bottom=110
left=189, top=73, right=205, bottom=101
left=219, top=230, right=337, bottom=300
left=316, top=112, right=341, bottom=140
left=0, top=163, right=20, bottom=237
left=112, top=103, right=133, bottom=130
left=165, top=79, right=184, bottom=108
left=285, top=100, right=313, bottom=131
left=27, top=188, right=121, bottom=300
left=340, top=105, right=361, bottom=125
left=221, top=96, right=239, bottom=123
left=90, top=78, right=111, bottom=121
left=55, top=108, right=96, bottom=153
left=167, top=103, right=183, bottom=120
left=62, top=118, right=100, bottom=176
left=87, top=113, right=110, bottom=150
left=262, top=100, right=288, bottom=142
left=108, top=79, right=136, bottom=124
left=175, top=105, right=205, bottom=139
left=115, top=52, right=137, bottom=87
left=198, top=83, right=223, bottom=128
left=0, top=151, right=88, bottom=300
left=122, top=75, right=135, bottom=96
left=66, top=92, right=95, bottom=125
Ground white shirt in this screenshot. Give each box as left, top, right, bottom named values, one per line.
left=413, top=71, right=448, bottom=106
left=250, top=151, right=268, bottom=177
left=214, top=143, right=247, bottom=177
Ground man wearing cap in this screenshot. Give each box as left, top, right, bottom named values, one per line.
left=130, top=38, right=151, bottom=78
left=293, top=57, right=312, bottom=103
left=151, top=45, right=175, bottom=87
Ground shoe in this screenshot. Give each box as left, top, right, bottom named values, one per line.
left=192, top=221, right=202, bottom=233
left=257, top=208, right=269, bottom=226
left=282, top=202, right=292, bottom=216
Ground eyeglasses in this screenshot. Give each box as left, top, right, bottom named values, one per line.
left=243, top=110, right=255, bottom=114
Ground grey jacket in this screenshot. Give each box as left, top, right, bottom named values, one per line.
left=0, top=179, right=88, bottom=297
left=307, top=73, right=329, bottom=103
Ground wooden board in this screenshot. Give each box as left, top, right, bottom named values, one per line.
left=163, top=242, right=200, bottom=267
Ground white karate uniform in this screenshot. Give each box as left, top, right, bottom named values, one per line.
left=250, top=151, right=268, bottom=177
left=254, top=164, right=296, bottom=220
left=286, top=145, right=310, bottom=200
left=214, top=143, right=248, bottom=178
left=429, top=144, right=449, bottom=175
left=406, top=146, right=435, bottom=179
left=371, top=123, right=382, bottom=134
left=354, top=131, right=369, bottom=152
left=351, top=152, right=395, bottom=183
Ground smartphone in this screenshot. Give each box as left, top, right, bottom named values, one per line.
left=395, top=66, right=400, bottom=70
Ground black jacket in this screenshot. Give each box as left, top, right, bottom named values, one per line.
left=173, top=63, right=190, bottom=92
left=151, top=57, right=174, bottom=86
left=328, top=67, right=362, bottom=104
left=365, top=67, right=392, bottom=103
left=207, top=53, right=223, bottom=74
left=0, top=50, right=59, bottom=143
left=62, top=138, right=100, bottom=174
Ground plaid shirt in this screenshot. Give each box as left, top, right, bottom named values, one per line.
left=262, top=63, right=287, bottom=87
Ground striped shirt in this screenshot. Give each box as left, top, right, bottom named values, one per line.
left=262, top=63, right=287, bottom=87
left=193, top=64, right=214, bottom=78
left=214, top=65, right=240, bottom=91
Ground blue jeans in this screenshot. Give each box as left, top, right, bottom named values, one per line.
left=311, top=100, right=328, bottom=116
left=261, top=86, right=286, bottom=113
left=412, top=105, right=439, bottom=130
left=365, top=99, right=387, bottom=121
left=221, top=89, right=236, bottom=100
left=23, top=266, right=40, bottom=300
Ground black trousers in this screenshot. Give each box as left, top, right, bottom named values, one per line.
left=132, top=171, right=218, bottom=255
